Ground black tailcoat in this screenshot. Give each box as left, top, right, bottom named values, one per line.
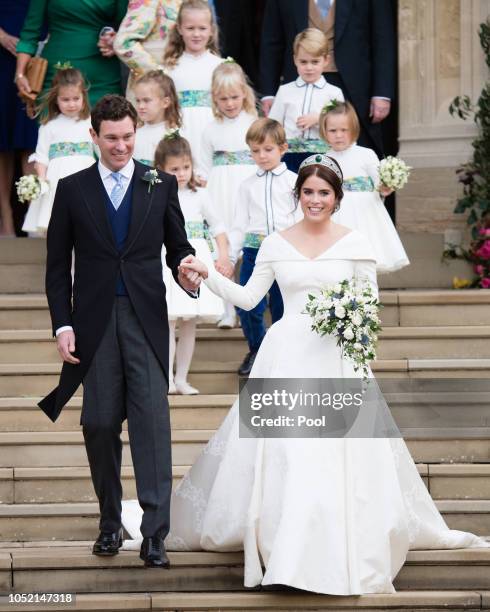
left=39, top=161, right=195, bottom=422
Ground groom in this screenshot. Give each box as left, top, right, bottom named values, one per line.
left=39, top=95, right=200, bottom=568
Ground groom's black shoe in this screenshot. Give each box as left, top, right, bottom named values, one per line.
left=92, top=528, right=123, bottom=556
left=238, top=350, right=257, bottom=376
left=140, top=534, right=170, bottom=568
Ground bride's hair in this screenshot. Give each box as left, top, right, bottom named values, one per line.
left=294, top=159, right=344, bottom=213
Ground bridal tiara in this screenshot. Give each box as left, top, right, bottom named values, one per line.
left=299, top=154, right=343, bottom=180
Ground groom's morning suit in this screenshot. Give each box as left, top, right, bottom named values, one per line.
left=39, top=159, right=195, bottom=538
left=259, top=0, right=396, bottom=156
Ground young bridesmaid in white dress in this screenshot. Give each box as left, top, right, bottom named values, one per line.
left=162, top=0, right=223, bottom=175
left=22, top=67, right=95, bottom=236
left=198, top=60, right=258, bottom=327
left=122, top=155, right=488, bottom=595
left=133, top=70, right=182, bottom=167
left=320, top=101, right=409, bottom=273
left=154, top=133, right=233, bottom=394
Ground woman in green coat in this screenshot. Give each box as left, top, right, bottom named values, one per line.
left=15, top=0, right=128, bottom=107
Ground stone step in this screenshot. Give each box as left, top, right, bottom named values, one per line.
left=1, top=428, right=490, bottom=469
left=0, top=395, right=233, bottom=432
left=0, top=359, right=489, bottom=397
left=2, top=325, right=490, bottom=362
left=0, top=465, right=187, bottom=505
left=0, top=430, right=209, bottom=469
left=7, top=463, right=484, bottom=505
left=0, top=233, right=475, bottom=290
left=379, top=232, right=474, bottom=289
left=0, top=546, right=489, bottom=597
left=2, top=290, right=490, bottom=329
left=0, top=388, right=489, bottom=432
left=0, top=295, right=50, bottom=329
left=0, top=591, right=489, bottom=612
left=2, top=462, right=490, bottom=506
left=0, top=265, right=45, bottom=294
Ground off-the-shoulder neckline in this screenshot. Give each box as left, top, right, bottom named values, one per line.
left=276, top=230, right=354, bottom=261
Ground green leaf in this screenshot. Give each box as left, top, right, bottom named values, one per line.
left=467, top=209, right=478, bottom=225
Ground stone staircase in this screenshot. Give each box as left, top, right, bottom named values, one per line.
left=1, top=237, right=490, bottom=611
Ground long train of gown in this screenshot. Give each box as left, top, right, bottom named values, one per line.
left=122, top=230, right=488, bottom=595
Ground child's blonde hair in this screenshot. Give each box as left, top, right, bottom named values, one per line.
left=37, top=67, right=90, bottom=124
left=211, top=61, right=257, bottom=120
left=134, top=70, right=182, bottom=129
left=293, top=28, right=329, bottom=58
left=154, top=133, right=198, bottom=191
left=163, top=0, right=220, bottom=68
left=319, top=100, right=361, bottom=143
left=246, top=118, right=287, bottom=147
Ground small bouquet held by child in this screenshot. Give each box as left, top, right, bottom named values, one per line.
left=378, top=156, right=411, bottom=192
left=304, top=279, right=382, bottom=380
left=16, top=175, right=49, bottom=203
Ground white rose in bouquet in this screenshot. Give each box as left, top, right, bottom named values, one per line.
left=335, top=305, right=346, bottom=319
left=351, top=311, right=363, bottom=327
left=343, top=327, right=355, bottom=341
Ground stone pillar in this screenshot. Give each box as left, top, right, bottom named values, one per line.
left=397, top=0, right=490, bottom=234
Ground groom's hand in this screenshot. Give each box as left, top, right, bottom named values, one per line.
left=57, top=330, right=80, bottom=365
left=178, top=255, right=202, bottom=292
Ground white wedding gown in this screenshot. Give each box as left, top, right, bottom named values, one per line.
left=122, top=230, right=488, bottom=595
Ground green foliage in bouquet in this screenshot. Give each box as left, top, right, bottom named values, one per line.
left=446, top=19, right=490, bottom=288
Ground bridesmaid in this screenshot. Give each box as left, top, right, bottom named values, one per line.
left=0, top=0, right=39, bottom=236
left=114, top=0, right=183, bottom=96
left=15, top=0, right=127, bottom=107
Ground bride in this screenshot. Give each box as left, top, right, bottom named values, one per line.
left=122, top=154, right=487, bottom=595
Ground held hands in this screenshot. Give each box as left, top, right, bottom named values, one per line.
left=370, top=98, right=391, bottom=124
left=296, top=112, right=320, bottom=131
left=178, top=255, right=206, bottom=291
left=56, top=330, right=80, bottom=365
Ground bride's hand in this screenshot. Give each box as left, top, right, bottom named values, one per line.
left=179, top=256, right=209, bottom=280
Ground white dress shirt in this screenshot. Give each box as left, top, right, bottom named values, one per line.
left=228, top=162, right=303, bottom=262
left=55, top=159, right=135, bottom=336
left=269, top=76, right=344, bottom=141
left=98, top=158, right=135, bottom=202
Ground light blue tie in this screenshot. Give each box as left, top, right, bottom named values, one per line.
left=316, top=0, right=331, bottom=19
left=110, top=172, right=125, bottom=210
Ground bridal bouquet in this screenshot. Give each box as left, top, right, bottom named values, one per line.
left=15, top=175, right=48, bottom=203
left=378, top=156, right=411, bottom=191
left=304, top=279, right=382, bottom=380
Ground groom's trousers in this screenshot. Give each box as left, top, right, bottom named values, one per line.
left=81, top=296, right=172, bottom=538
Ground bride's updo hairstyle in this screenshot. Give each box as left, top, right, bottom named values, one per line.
left=294, top=155, right=344, bottom=213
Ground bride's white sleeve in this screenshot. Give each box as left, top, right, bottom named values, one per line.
left=204, top=260, right=275, bottom=310
left=355, top=259, right=379, bottom=300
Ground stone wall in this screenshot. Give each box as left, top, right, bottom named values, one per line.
left=397, top=0, right=490, bottom=235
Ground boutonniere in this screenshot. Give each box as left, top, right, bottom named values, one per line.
left=142, top=168, right=162, bottom=193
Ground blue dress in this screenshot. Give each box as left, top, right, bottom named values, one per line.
left=0, top=0, right=39, bottom=151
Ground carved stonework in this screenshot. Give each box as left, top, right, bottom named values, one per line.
left=397, top=0, right=490, bottom=232
left=398, top=0, right=488, bottom=168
